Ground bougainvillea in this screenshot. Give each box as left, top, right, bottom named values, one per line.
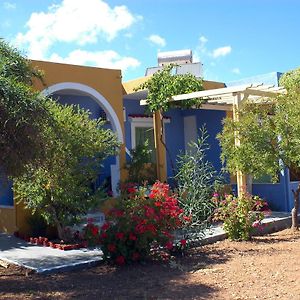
left=82, top=218, right=100, bottom=246
left=100, top=181, right=188, bottom=265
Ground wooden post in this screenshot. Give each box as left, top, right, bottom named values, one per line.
left=233, top=93, right=249, bottom=196
left=153, top=110, right=167, bottom=182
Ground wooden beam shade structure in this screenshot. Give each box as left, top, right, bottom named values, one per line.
left=140, top=83, right=286, bottom=196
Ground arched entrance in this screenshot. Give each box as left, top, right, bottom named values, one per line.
left=42, top=82, right=123, bottom=196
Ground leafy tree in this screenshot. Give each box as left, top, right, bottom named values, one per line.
left=218, top=67, right=300, bottom=230
left=135, top=64, right=204, bottom=176
left=0, top=39, right=48, bottom=177
left=136, top=64, right=204, bottom=113
left=14, top=101, right=119, bottom=240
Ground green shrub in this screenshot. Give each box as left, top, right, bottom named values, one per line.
left=213, top=193, right=270, bottom=240
left=125, top=140, right=156, bottom=185
left=175, top=128, right=223, bottom=230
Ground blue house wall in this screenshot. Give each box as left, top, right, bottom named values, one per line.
left=124, top=99, right=226, bottom=183
left=0, top=179, right=13, bottom=207
left=164, top=109, right=185, bottom=179
left=180, top=109, right=226, bottom=173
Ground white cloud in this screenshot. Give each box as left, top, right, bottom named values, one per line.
left=199, top=35, right=208, bottom=47
left=3, top=2, right=16, bottom=10
left=193, top=35, right=233, bottom=80
left=147, top=34, right=166, bottom=47
left=194, top=35, right=208, bottom=62
left=49, top=49, right=140, bottom=73
left=232, top=67, right=240, bottom=74
left=15, top=0, right=140, bottom=60
left=211, top=46, right=232, bottom=58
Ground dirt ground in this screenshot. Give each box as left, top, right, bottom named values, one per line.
left=0, top=229, right=299, bottom=300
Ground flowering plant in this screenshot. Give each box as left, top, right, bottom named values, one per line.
left=212, top=193, right=271, bottom=241
left=82, top=218, right=100, bottom=246
left=100, top=181, right=188, bottom=265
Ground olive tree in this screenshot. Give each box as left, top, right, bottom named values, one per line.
left=0, top=39, right=48, bottom=177
left=218, top=68, right=300, bottom=230
left=14, top=101, right=119, bottom=240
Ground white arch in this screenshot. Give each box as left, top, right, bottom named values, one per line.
left=41, top=82, right=123, bottom=143
left=41, top=82, right=123, bottom=196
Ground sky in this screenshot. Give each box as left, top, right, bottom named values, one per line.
left=1, top=0, right=300, bottom=83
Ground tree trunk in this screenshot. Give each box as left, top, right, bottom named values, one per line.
left=50, top=205, right=67, bottom=240
left=291, top=183, right=300, bottom=231
left=158, top=111, right=176, bottom=178
left=55, top=221, right=66, bottom=241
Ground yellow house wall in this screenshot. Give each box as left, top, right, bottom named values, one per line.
left=0, top=206, right=17, bottom=233
left=15, top=202, right=32, bottom=235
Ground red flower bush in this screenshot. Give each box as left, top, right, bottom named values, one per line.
left=100, top=181, right=189, bottom=265
left=82, top=218, right=100, bottom=246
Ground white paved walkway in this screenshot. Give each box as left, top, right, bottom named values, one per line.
left=0, top=234, right=102, bottom=273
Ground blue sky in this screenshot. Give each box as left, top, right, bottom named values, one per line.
left=1, top=0, right=300, bottom=83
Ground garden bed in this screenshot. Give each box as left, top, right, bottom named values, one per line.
left=1, top=228, right=299, bottom=299
left=14, top=232, right=88, bottom=251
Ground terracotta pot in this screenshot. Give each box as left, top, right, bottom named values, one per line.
left=63, top=245, right=73, bottom=251
left=43, top=241, right=49, bottom=247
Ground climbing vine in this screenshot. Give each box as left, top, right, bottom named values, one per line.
left=135, top=64, right=204, bottom=113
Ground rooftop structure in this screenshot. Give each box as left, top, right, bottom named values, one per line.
left=145, top=49, right=203, bottom=78
left=157, top=49, right=193, bottom=66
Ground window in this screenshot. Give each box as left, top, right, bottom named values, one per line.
left=130, top=116, right=170, bottom=163
left=135, top=126, right=156, bottom=162
left=130, top=117, right=156, bottom=163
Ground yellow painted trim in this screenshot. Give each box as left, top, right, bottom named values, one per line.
left=123, top=77, right=225, bottom=97
left=202, top=80, right=225, bottom=90
left=122, top=75, right=152, bottom=95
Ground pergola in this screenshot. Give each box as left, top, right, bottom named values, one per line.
left=140, top=83, right=286, bottom=195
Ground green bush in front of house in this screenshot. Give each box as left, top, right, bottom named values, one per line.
left=14, top=100, right=119, bottom=241
left=175, top=128, right=223, bottom=234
